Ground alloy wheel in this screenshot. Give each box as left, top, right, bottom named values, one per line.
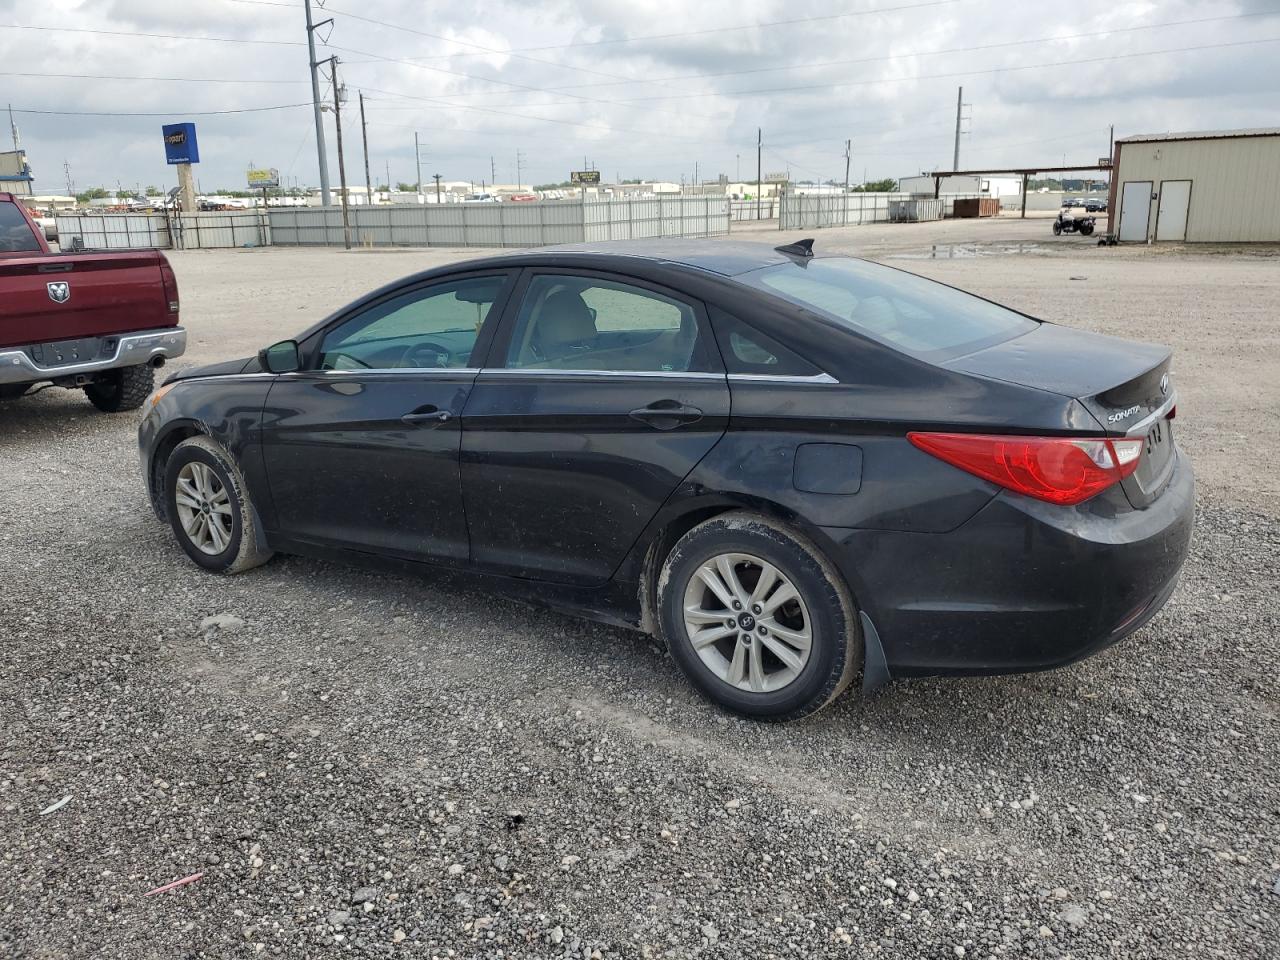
left=174, top=461, right=234, bottom=555
left=682, top=552, right=813, bottom=694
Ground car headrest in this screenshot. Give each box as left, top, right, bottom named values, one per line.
left=536, top=290, right=597, bottom=348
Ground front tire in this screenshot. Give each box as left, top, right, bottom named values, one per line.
left=164, top=436, right=273, bottom=574
left=657, top=512, right=862, bottom=721
left=85, top=364, right=154, bottom=412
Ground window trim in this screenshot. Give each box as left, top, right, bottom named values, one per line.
left=299, top=270, right=517, bottom=373
left=484, top=267, right=725, bottom=376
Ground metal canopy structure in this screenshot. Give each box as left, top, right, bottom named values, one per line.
left=927, top=164, right=1112, bottom=217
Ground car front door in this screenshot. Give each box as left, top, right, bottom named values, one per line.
left=460, top=269, right=730, bottom=586
left=259, top=272, right=513, bottom=562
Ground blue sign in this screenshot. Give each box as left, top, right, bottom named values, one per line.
left=162, top=123, right=200, bottom=165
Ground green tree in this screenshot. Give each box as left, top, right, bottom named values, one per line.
left=75, top=186, right=110, bottom=203
left=145, top=185, right=162, bottom=197
left=395, top=182, right=417, bottom=192
left=855, top=178, right=898, bottom=193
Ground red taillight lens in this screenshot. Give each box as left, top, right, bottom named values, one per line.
left=907, top=433, right=1144, bottom=506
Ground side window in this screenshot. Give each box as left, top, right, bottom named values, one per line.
left=505, top=274, right=712, bottom=373
left=0, top=202, right=41, bottom=253
left=319, top=276, right=506, bottom=371
left=711, top=310, right=823, bottom=377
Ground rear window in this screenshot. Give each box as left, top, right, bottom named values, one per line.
left=739, top=257, right=1037, bottom=360
left=0, top=202, right=41, bottom=253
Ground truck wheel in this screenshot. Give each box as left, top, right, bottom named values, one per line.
left=657, top=512, right=862, bottom=722
left=164, top=435, right=273, bottom=574
left=85, top=364, right=154, bottom=412
left=0, top=384, right=31, bottom=401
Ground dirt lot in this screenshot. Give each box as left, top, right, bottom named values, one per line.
left=1, top=219, right=1277, bottom=959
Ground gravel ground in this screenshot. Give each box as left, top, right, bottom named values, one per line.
left=1, top=220, right=1278, bottom=958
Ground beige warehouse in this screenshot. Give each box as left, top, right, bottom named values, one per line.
left=1107, top=128, right=1280, bottom=243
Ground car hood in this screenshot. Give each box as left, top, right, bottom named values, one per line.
left=164, top=355, right=259, bottom=384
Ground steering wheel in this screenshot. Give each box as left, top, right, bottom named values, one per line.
left=399, top=341, right=450, bottom=369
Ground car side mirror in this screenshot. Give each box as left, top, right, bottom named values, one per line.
left=259, top=339, right=301, bottom=374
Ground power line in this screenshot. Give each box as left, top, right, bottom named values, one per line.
left=9, top=103, right=314, bottom=117
left=457, top=9, right=1276, bottom=98
left=0, top=23, right=304, bottom=45
left=406, top=0, right=968, bottom=59
left=605, top=36, right=1280, bottom=103
left=316, top=4, right=681, bottom=88
left=0, top=71, right=308, bottom=85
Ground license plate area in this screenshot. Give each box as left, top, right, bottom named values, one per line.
left=25, top=336, right=112, bottom=368
left=1133, top=417, right=1174, bottom=494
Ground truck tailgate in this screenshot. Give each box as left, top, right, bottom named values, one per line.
left=0, top=251, right=173, bottom=350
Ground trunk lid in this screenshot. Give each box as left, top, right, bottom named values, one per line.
left=0, top=250, right=173, bottom=350
left=943, top=322, right=1178, bottom=507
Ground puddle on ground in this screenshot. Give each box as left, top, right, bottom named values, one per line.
left=889, top=242, right=1050, bottom=259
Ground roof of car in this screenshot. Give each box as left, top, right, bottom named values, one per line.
left=504, top=239, right=801, bottom=277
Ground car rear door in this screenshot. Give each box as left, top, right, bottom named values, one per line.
left=460, top=268, right=730, bottom=586
left=259, top=271, right=513, bottom=562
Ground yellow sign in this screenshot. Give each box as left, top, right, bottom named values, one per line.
left=247, top=168, right=279, bottom=188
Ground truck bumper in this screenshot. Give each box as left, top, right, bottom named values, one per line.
left=0, top=326, right=187, bottom=385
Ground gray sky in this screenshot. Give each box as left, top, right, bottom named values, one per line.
left=3, top=0, right=1279, bottom=194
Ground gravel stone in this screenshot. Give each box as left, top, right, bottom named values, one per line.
left=1, top=233, right=1277, bottom=958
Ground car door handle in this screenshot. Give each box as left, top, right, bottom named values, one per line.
left=628, top=400, right=704, bottom=430
left=401, top=406, right=452, bottom=427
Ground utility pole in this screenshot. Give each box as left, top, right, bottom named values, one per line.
left=1108, top=124, right=1114, bottom=159
left=358, top=91, right=372, bottom=205
left=414, top=132, right=423, bottom=198
left=385, top=159, right=391, bottom=197
left=303, top=0, right=332, bottom=206
left=515, top=149, right=524, bottom=190
left=952, top=86, right=964, bottom=171
left=843, top=138, right=852, bottom=225
left=433, top=174, right=443, bottom=204
left=7, top=104, right=19, bottom=152
left=490, top=155, right=496, bottom=186
left=756, top=127, right=762, bottom=221
left=63, top=160, right=74, bottom=197
left=326, top=57, right=351, bottom=249
left=736, top=153, right=740, bottom=182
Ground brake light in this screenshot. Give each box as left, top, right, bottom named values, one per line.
left=907, top=433, right=1144, bottom=506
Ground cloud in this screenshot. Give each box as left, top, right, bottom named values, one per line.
left=2, top=0, right=1278, bottom=192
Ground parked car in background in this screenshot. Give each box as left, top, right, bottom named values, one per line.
left=1061, top=196, right=1083, bottom=208
left=1083, top=196, right=1107, bottom=212
left=139, top=239, right=1191, bottom=721
left=0, top=192, right=185, bottom=410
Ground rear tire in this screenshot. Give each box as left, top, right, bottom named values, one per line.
left=657, top=512, right=861, bottom=721
left=164, top=436, right=273, bottom=575
left=1080, top=223, right=1094, bottom=236
left=85, top=363, right=154, bottom=412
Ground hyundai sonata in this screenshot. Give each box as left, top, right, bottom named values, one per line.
left=139, top=239, right=1192, bottom=720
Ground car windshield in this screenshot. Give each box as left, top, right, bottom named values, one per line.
left=739, top=257, right=1037, bottom=360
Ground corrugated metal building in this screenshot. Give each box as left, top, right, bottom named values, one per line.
left=1108, top=128, right=1280, bottom=242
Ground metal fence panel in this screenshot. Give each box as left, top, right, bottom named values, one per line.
left=778, top=192, right=982, bottom=229
left=269, top=197, right=727, bottom=248
left=54, top=213, right=170, bottom=250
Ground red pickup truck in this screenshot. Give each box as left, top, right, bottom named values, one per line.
left=0, top=192, right=186, bottom=411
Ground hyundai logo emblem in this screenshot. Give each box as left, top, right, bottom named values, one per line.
left=1159, top=373, right=1170, bottom=396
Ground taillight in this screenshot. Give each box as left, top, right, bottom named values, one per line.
left=907, top=433, right=1144, bottom=506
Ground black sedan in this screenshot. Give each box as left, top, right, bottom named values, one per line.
left=139, top=239, right=1192, bottom=721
